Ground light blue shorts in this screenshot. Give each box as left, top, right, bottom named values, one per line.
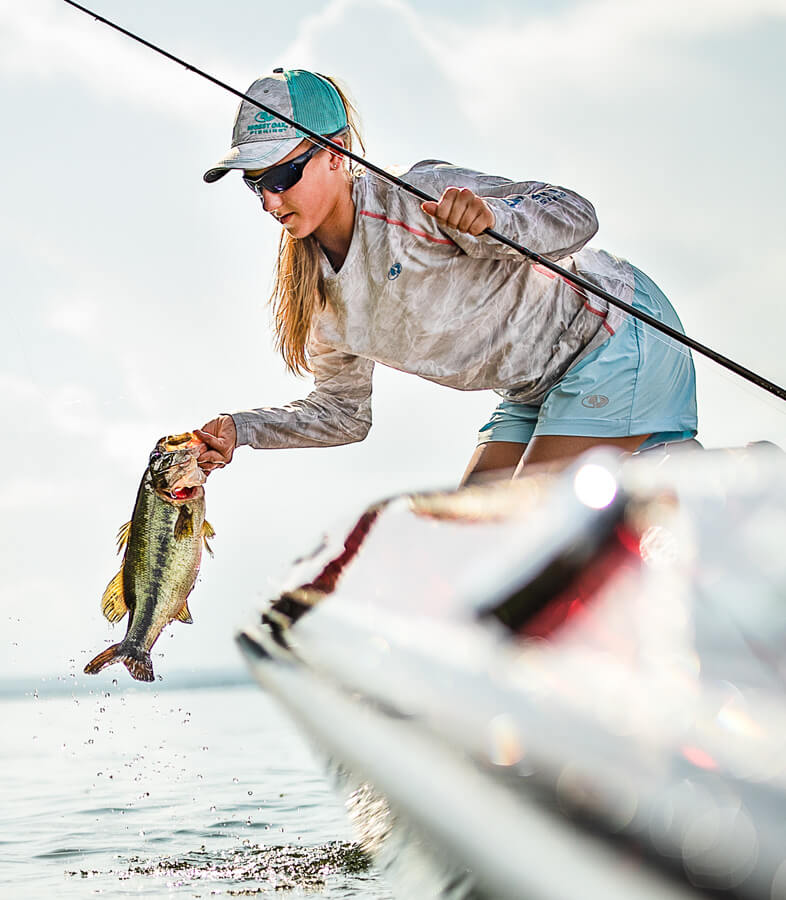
left=477, top=267, right=698, bottom=450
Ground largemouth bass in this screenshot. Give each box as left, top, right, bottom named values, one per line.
left=84, top=433, right=215, bottom=682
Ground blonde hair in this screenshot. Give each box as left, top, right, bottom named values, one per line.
left=270, top=76, right=365, bottom=376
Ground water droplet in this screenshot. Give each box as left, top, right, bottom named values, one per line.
left=232, top=777, right=239, bottom=784
left=112, top=679, right=118, bottom=686
left=247, top=790, right=253, bottom=796
left=209, top=805, right=216, bottom=812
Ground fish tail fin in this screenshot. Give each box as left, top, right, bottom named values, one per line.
left=84, top=644, right=155, bottom=682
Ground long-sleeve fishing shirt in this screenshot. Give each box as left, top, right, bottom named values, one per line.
left=232, top=160, right=635, bottom=450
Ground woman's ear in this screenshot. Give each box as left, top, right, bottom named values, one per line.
left=329, top=134, right=345, bottom=170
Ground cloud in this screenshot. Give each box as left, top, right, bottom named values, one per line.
left=273, top=0, right=786, bottom=128
left=45, top=296, right=101, bottom=339
left=428, top=0, right=786, bottom=124
left=0, top=1, right=240, bottom=123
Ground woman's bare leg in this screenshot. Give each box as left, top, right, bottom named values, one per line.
left=460, top=441, right=527, bottom=486
left=513, top=434, right=651, bottom=477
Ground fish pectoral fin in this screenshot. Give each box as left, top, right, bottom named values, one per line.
left=101, top=570, right=129, bottom=622
left=175, top=601, right=194, bottom=624
left=174, top=506, right=194, bottom=540
left=202, top=519, right=216, bottom=556
left=115, top=521, right=132, bottom=554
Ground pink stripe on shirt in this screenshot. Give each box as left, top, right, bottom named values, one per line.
left=531, top=263, right=615, bottom=334
left=359, top=210, right=456, bottom=246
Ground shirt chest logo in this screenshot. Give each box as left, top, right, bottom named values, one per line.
left=387, top=262, right=402, bottom=280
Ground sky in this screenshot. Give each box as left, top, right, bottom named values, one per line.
left=2, top=0, right=785, bottom=682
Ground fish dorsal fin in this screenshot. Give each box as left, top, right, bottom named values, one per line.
left=116, top=521, right=132, bottom=554
left=174, top=505, right=193, bottom=540
left=202, top=519, right=215, bottom=557
left=101, top=570, right=128, bottom=622
left=175, top=601, right=194, bottom=624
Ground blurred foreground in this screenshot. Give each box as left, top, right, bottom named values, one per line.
left=240, top=445, right=786, bottom=900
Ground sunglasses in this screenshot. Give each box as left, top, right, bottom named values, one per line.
left=242, top=129, right=348, bottom=197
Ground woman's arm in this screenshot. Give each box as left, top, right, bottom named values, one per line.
left=412, top=161, right=598, bottom=261
left=195, top=340, right=374, bottom=472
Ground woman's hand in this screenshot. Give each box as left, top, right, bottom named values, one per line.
left=421, top=187, right=495, bottom=236
left=194, top=415, right=237, bottom=475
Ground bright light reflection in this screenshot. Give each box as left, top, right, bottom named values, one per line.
left=573, top=464, right=617, bottom=509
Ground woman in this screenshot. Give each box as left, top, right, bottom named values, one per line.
left=195, top=69, right=697, bottom=484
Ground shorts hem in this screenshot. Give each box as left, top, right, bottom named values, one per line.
left=477, top=420, right=698, bottom=445
left=535, top=420, right=697, bottom=437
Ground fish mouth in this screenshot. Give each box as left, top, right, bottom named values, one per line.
left=158, top=484, right=202, bottom=503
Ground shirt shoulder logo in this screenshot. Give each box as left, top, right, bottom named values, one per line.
left=388, top=263, right=402, bottom=280
left=530, top=188, right=567, bottom=206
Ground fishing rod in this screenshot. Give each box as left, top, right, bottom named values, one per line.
left=63, top=0, right=786, bottom=403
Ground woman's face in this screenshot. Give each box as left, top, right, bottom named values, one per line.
left=244, top=137, right=346, bottom=240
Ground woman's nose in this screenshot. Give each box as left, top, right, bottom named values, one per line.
left=261, top=188, right=283, bottom=212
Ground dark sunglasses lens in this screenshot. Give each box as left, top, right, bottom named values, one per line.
left=267, top=164, right=301, bottom=193
left=244, top=162, right=301, bottom=196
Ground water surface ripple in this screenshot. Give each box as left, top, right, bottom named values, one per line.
left=0, top=681, right=393, bottom=898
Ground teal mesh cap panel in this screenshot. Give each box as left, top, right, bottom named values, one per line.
left=286, top=70, right=347, bottom=137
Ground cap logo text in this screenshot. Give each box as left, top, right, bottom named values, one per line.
left=247, top=108, right=289, bottom=135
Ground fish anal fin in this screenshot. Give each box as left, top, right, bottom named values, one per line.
left=101, top=570, right=128, bottom=623
left=115, top=521, right=132, bottom=554
left=174, top=506, right=194, bottom=540
left=202, top=519, right=215, bottom=556
left=175, top=601, right=194, bottom=624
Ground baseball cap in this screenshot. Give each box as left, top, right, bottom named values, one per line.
left=203, top=69, right=348, bottom=183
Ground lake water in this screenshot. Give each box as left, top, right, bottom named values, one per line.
left=0, top=677, right=394, bottom=898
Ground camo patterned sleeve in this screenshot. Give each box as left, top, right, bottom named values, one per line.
left=231, top=339, right=374, bottom=450
left=407, top=162, right=598, bottom=262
